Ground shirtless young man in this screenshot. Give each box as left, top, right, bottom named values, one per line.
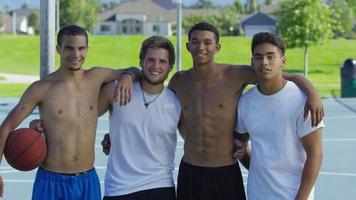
left=0, top=25, right=135, bottom=199
left=168, top=22, right=324, bottom=200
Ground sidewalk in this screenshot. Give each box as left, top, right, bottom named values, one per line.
left=0, top=73, right=39, bottom=83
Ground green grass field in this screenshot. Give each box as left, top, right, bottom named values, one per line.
left=0, top=35, right=355, bottom=97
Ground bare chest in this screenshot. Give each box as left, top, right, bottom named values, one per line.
left=178, top=80, right=240, bottom=118
left=40, top=83, right=99, bottom=122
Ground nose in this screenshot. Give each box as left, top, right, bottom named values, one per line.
left=197, top=42, right=204, bottom=50
left=262, top=56, right=269, bottom=65
left=152, top=59, right=160, bottom=68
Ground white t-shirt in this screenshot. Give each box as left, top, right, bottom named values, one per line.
left=236, top=81, right=324, bottom=200
left=104, top=82, right=181, bottom=196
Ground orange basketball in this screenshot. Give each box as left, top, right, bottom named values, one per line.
left=4, top=128, right=47, bottom=171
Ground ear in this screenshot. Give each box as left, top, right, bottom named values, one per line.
left=281, top=56, right=286, bottom=67
left=56, top=45, right=60, bottom=53
left=250, top=57, right=255, bottom=70
left=215, top=43, right=221, bottom=53
left=186, top=42, right=190, bottom=52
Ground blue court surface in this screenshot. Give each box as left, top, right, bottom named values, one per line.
left=0, top=97, right=355, bottom=200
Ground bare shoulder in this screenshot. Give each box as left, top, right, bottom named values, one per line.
left=219, top=64, right=256, bottom=84
left=168, top=69, right=191, bottom=92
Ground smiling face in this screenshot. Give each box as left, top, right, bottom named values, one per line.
left=141, top=48, right=172, bottom=85
left=251, top=43, right=286, bottom=81
left=56, top=35, right=88, bottom=71
left=186, top=30, right=221, bottom=66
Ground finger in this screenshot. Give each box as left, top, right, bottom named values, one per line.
left=316, top=108, right=321, bottom=127
left=311, top=109, right=317, bottom=127
left=120, top=91, right=125, bottom=106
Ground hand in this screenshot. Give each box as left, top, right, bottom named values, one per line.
left=0, top=175, right=4, bottom=197
left=304, top=94, right=324, bottom=127
left=114, top=74, right=133, bottom=106
left=29, top=119, right=45, bottom=134
left=233, top=139, right=246, bottom=160
left=101, top=133, right=111, bottom=155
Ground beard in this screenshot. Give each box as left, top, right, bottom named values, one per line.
left=143, top=71, right=169, bottom=85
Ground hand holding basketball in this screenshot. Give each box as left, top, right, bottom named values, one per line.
left=4, top=128, right=47, bottom=171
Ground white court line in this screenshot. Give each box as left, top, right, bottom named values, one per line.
left=323, top=138, right=356, bottom=142
left=319, top=172, right=356, bottom=177
left=324, top=116, right=356, bottom=120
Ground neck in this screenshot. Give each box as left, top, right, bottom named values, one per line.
left=141, top=80, right=164, bottom=94
left=58, top=66, right=84, bottom=81
left=257, top=77, right=287, bottom=95
left=192, top=62, right=216, bottom=81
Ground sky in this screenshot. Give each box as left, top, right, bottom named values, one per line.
left=0, top=0, right=239, bottom=10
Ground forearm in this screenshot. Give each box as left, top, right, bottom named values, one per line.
left=283, top=73, right=318, bottom=96
left=295, top=153, right=322, bottom=200
left=121, top=67, right=142, bottom=82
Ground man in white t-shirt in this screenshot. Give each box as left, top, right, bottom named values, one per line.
left=235, top=32, right=324, bottom=200
left=99, top=36, right=180, bottom=200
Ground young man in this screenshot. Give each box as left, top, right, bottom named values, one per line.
left=99, top=36, right=180, bottom=200
left=235, top=32, right=324, bottom=200
left=0, top=25, right=135, bottom=199
left=168, top=22, right=324, bottom=200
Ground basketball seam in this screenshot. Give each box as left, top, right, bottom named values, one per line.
left=11, top=133, right=43, bottom=165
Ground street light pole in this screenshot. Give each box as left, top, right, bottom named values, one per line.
left=40, top=0, right=55, bottom=79
left=173, top=0, right=182, bottom=72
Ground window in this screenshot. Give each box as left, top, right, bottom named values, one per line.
left=100, top=25, right=111, bottom=32
left=153, top=24, right=160, bottom=34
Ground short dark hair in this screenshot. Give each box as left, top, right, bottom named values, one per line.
left=139, top=35, right=175, bottom=67
left=57, top=25, right=88, bottom=47
left=188, top=22, right=220, bottom=43
left=251, top=32, right=285, bottom=55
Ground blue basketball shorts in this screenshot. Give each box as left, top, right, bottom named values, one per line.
left=32, top=167, right=101, bottom=200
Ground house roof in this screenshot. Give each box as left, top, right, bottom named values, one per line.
left=240, top=12, right=277, bottom=27
left=99, top=0, right=219, bottom=23
left=239, top=1, right=281, bottom=24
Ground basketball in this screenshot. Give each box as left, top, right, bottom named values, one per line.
left=4, top=128, right=47, bottom=171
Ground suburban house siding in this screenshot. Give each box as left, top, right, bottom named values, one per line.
left=1, top=9, right=37, bottom=35
left=93, top=0, right=218, bottom=36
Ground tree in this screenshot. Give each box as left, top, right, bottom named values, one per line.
left=330, top=0, right=354, bottom=38
left=265, top=0, right=273, bottom=5
left=59, top=0, right=100, bottom=32
left=183, top=6, right=238, bottom=36
left=277, top=0, right=333, bottom=77
left=21, top=3, right=29, bottom=10
left=233, top=0, right=245, bottom=13
left=28, top=12, right=40, bottom=34
left=189, top=0, right=216, bottom=9
left=345, top=0, right=356, bottom=17
left=248, top=0, right=257, bottom=13
left=0, top=11, right=3, bottom=29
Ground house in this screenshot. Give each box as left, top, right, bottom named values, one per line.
left=239, top=2, right=281, bottom=36
left=93, top=0, right=219, bottom=36
left=1, top=9, right=38, bottom=35
left=240, top=12, right=278, bottom=36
